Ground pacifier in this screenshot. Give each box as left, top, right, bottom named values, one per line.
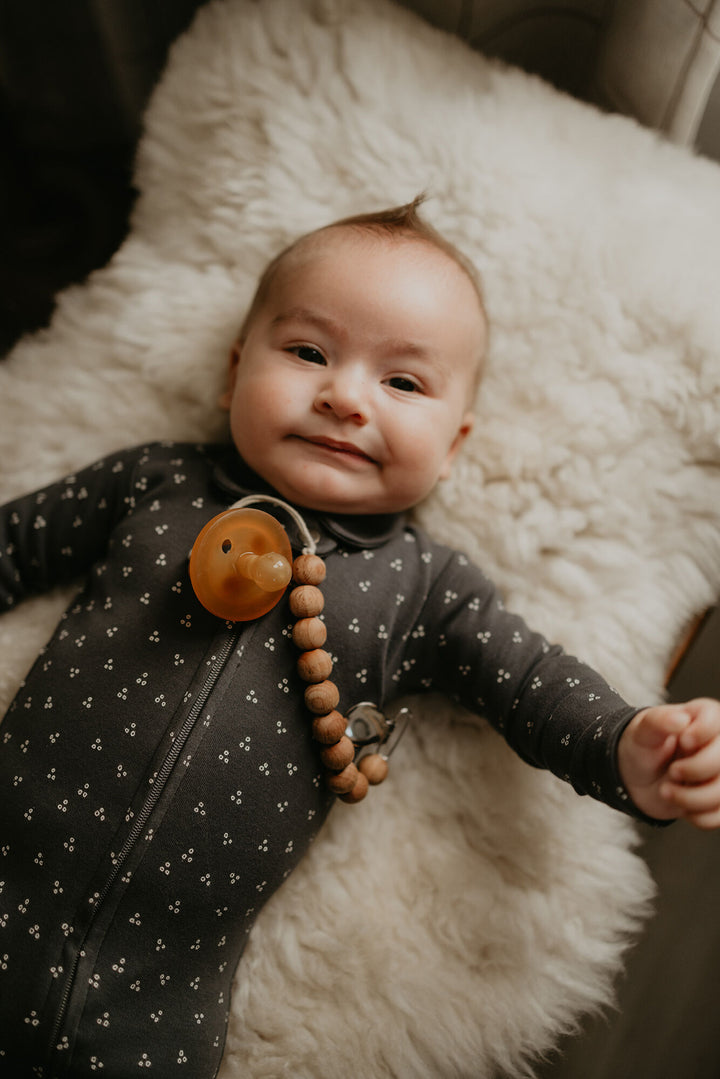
left=189, top=496, right=403, bottom=804
left=189, top=506, right=293, bottom=621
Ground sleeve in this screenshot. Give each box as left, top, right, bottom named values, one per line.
left=390, top=546, right=646, bottom=820
left=0, top=446, right=145, bottom=611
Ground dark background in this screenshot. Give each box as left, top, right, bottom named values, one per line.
left=2, top=4, right=719, bottom=1077
left=0, top=0, right=202, bottom=357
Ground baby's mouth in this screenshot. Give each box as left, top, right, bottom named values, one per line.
left=299, top=436, right=376, bottom=463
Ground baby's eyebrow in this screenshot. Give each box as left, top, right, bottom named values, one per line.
left=380, top=338, right=434, bottom=361
left=270, top=308, right=341, bottom=337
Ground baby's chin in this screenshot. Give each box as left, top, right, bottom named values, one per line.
left=246, top=457, right=428, bottom=517
left=272, top=483, right=408, bottom=518
left=282, top=493, right=394, bottom=516
left=294, top=495, right=424, bottom=519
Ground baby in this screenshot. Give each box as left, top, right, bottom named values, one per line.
left=1, top=198, right=719, bottom=1078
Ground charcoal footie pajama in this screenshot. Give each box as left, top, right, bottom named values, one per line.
left=0, top=442, right=641, bottom=1077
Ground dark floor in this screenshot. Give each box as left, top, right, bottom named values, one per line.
left=537, top=821, right=720, bottom=1079
left=0, top=0, right=202, bottom=358
left=536, top=611, right=720, bottom=1079
left=0, top=136, right=136, bottom=357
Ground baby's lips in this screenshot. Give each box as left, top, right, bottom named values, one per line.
left=302, top=435, right=376, bottom=462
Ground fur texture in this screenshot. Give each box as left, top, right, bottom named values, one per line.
left=3, top=0, right=720, bottom=1074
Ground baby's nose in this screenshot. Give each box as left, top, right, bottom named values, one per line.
left=314, top=369, right=369, bottom=422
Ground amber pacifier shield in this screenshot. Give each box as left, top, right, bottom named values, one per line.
left=189, top=507, right=292, bottom=620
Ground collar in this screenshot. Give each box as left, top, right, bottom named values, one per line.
left=210, top=445, right=406, bottom=554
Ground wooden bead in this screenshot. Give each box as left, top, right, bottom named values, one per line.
left=339, top=772, right=370, bottom=804
left=358, top=754, right=389, bottom=785
left=326, top=762, right=359, bottom=794
left=286, top=551, right=384, bottom=805
left=312, top=710, right=346, bottom=745
left=320, top=735, right=355, bottom=771
left=292, top=554, right=327, bottom=586
left=289, top=585, right=324, bottom=618
left=292, top=616, right=327, bottom=651
left=304, top=680, right=339, bottom=714
left=297, top=648, right=333, bottom=684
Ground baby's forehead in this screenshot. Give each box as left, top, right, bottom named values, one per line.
left=278, top=224, right=447, bottom=274
left=273, top=225, right=384, bottom=280
left=274, top=226, right=485, bottom=324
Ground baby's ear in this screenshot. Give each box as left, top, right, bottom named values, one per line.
left=438, top=412, right=474, bottom=480
left=218, top=344, right=241, bottom=410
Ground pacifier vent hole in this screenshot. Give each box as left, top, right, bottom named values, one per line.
left=222, top=539, right=232, bottom=554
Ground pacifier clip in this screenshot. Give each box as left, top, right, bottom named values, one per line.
left=189, top=496, right=406, bottom=803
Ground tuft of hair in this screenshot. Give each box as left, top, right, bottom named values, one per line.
left=331, top=195, right=485, bottom=309
left=331, top=194, right=431, bottom=233
left=237, top=195, right=486, bottom=355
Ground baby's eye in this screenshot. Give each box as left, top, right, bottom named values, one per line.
left=387, top=376, right=420, bottom=393
left=289, top=345, right=326, bottom=365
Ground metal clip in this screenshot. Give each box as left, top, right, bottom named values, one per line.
left=344, top=701, right=411, bottom=761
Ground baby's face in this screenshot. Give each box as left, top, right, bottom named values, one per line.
left=221, top=228, right=485, bottom=515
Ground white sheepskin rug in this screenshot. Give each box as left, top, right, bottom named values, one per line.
left=3, top=0, right=720, bottom=1075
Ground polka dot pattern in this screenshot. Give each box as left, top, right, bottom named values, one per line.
left=0, top=443, right=637, bottom=1075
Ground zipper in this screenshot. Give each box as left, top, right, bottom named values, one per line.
left=49, top=627, right=240, bottom=1062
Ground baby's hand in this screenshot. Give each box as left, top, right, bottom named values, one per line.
left=617, top=699, right=720, bottom=829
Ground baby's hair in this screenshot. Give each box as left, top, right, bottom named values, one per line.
left=332, top=195, right=485, bottom=317
left=237, top=195, right=487, bottom=353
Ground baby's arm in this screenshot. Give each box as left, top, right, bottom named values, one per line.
left=617, top=699, right=720, bottom=829
left=0, top=446, right=145, bottom=610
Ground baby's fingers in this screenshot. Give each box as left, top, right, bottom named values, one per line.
left=661, top=772, right=720, bottom=821
left=669, top=735, right=720, bottom=784
left=630, top=705, right=690, bottom=749
left=677, top=698, right=720, bottom=754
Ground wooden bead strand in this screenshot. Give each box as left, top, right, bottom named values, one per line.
left=288, top=551, right=388, bottom=804
left=189, top=493, right=392, bottom=803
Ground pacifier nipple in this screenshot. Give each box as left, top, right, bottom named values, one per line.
left=234, top=551, right=292, bottom=591
left=190, top=507, right=293, bottom=621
